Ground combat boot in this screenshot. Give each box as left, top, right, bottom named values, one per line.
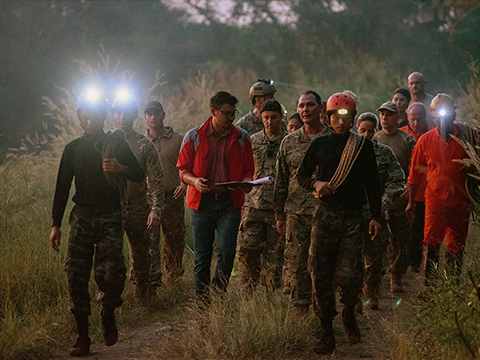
left=70, top=312, right=90, bottom=357
left=342, top=306, right=361, bottom=344
left=446, top=250, right=464, bottom=277
left=314, top=317, right=336, bottom=354
left=101, top=308, right=118, bottom=346
left=390, top=273, right=404, bottom=293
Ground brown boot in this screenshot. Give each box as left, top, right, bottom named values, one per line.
left=342, top=306, right=361, bottom=344
left=70, top=312, right=90, bottom=357
left=314, top=317, right=336, bottom=354
left=101, top=308, right=118, bottom=346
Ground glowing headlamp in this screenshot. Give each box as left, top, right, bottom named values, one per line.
left=439, top=109, right=447, bottom=117
left=86, top=88, right=100, bottom=102
left=116, top=89, right=131, bottom=103
left=338, top=109, right=348, bottom=115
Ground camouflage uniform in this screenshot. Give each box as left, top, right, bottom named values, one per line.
left=274, top=126, right=330, bottom=306
left=66, top=206, right=126, bottom=314
left=373, top=130, right=415, bottom=285
left=146, top=127, right=186, bottom=286
left=235, top=110, right=287, bottom=136
left=310, top=204, right=365, bottom=317
left=123, top=129, right=164, bottom=295
left=237, top=130, right=286, bottom=290
left=363, top=141, right=405, bottom=299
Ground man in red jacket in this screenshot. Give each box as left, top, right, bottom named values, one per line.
left=177, top=91, right=255, bottom=301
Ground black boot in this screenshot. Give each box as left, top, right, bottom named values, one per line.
left=446, top=250, right=464, bottom=277
left=101, top=308, right=118, bottom=346
left=70, top=312, right=90, bottom=357
left=342, top=306, right=361, bottom=344
left=314, top=317, right=336, bottom=354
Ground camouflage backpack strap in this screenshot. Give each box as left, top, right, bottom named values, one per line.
left=96, top=129, right=128, bottom=203
left=329, top=133, right=366, bottom=191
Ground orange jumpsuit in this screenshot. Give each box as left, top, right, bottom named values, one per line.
left=408, top=125, right=470, bottom=254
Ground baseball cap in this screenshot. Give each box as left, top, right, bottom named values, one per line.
left=144, top=101, right=164, bottom=113
left=377, top=101, right=398, bottom=113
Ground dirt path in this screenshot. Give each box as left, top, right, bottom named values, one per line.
left=54, top=271, right=423, bottom=360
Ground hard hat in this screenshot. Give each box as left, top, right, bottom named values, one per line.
left=249, top=79, right=276, bottom=101
left=430, top=93, right=456, bottom=117
left=326, top=92, right=357, bottom=115
left=76, top=89, right=108, bottom=112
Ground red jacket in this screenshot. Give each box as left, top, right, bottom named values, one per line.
left=177, top=117, right=255, bottom=210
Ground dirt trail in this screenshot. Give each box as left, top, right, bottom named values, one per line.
left=54, top=271, right=423, bottom=360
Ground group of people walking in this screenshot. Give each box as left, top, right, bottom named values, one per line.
left=50, top=71, right=477, bottom=356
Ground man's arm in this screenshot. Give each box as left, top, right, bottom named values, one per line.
left=144, top=141, right=165, bottom=229
left=50, top=145, right=75, bottom=250
left=382, top=148, right=405, bottom=207
left=406, top=139, right=427, bottom=220
left=274, top=139, right=290, bottom=227
left=114, top=140, right=145, bottom=182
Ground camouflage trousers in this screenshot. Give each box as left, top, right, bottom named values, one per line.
left=309, top=202, right=364, bottom=319
left=387, top=196, right=410, bottom=277
left=284, top=214, right=313, bottom=306
left=149, top=192, right=186, bottom=287
left=122, top=203, right=152, bottom=293
left=363, top=217, right=389, bottom=298
left=237, top=207, right=285, bottom=290
left=65, top=205, right=126, bottom=316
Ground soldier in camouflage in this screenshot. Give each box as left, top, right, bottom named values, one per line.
left=297, top=93, right=381, bottom=355
left=237, top=99, right=287, bottom=291
left=274, top=90, right=330, bottom=308
left=112, top=98, right=165, bottom=301
left=50, top=90, right=145, bottom=356
left=144, top=100, right=187, bottom=286
left=357, top=112, right=405, bottom=310
left=235, top=79, right=286, bottom=135
left=373, top=101, right=416, bottom=293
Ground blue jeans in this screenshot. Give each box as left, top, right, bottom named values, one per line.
left=191, top=197, right=241, bottom=299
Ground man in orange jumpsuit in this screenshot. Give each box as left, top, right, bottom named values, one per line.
left=407, top=93, right=473, bottom=286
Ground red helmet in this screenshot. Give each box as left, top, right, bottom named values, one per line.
left=326, top=92, right=357, bottom=115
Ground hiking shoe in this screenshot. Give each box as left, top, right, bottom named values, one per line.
left=101, top=308, right=118, bottom=346
left=70, top=336, right=90, bottom=357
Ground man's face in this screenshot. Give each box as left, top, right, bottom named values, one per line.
left=287, top=119, right=303, bottom=133
left=330, top=113, right=353, bottom=135
left=392, top=93, right=409, bottom=113
left=261, top=110, right=282, bottom=136
left=113, top=108, right=137, bottom=129
left=212, top=103, right=237, bottom=131
left=379, top=110, right=399, bottom=131
left=357, top=120, right=376, bottom=140
left=78, top=108, right=105, bottom=134
left=296, top=94, right=321, bottom=125
left=433, top=112, right=456, bottom=129
left=408, top=74, right=426, bottom=96
left=407, top=105, right=427, bottom=134
left=144, top=108, right=165, bottom=129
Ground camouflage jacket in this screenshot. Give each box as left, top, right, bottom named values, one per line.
left=235, top=109, right=287, bottom=136
left=274, top=125, right=331, bottom=220
left=374, top=141, right=405, bottom=206
left=124, top=129, right=164, bottom=211
left=244, top=129, right=287, bottom=210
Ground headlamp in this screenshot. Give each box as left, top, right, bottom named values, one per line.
left=116, top=89, right=131, bottom=103
left=86, top=88, right=100, bottom=103
left=338, top=109, right=348, bottom=115
left=439, top=109, right=447, bottom=117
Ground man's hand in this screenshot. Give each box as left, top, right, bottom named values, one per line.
left=173, top=183, right=187, bottom=200
left=400, top=185, right=409, bottom=199
left=368, top=219, right=381, bottom=240
left=406, top=201, right=416, bottom=221
left=193, top=177, right=209, bottom=193
left=313, top=181, right=335, bottom=198
left=147, top=211, right=161, bottom=230
left=50, top=226, right=61, bottom=252
left=276, top=220, right=286, bottom=235
left=103, top=158, right=126, bottom=174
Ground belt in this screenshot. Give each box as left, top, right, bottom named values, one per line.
left=203, top=192, right=230, bottom=200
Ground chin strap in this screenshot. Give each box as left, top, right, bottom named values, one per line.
left=329, top=133, right=366, bottom=191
